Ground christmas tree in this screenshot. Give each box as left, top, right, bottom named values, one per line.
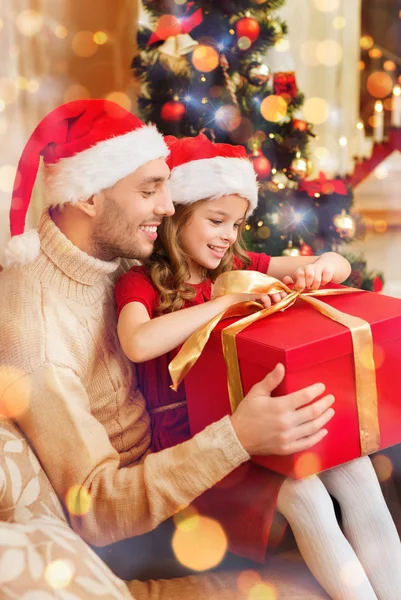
left=133, top=0, right=383, bottom=287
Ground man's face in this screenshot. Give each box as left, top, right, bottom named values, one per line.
left=93, top=158, right=173, bottom=261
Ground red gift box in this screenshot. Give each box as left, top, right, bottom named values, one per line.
left=182, top=289, right=401, bottom=479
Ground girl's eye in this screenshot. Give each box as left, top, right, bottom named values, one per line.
left=210, top=219, right=223, bottom=225
left=141, top=191, right=155, bottom=198
left=234, top=223, right=241, bottom=229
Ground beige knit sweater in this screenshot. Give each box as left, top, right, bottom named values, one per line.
left=0, top=210, right=249, bottom=547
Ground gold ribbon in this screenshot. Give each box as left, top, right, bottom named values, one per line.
left=169, top=271, right=380, bottom=456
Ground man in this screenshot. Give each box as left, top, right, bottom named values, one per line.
left=0, top=99, right=334, bottom=598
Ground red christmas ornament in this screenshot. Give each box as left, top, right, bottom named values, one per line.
left=235, top=17, right=261, bottom=43
left=292, top=118, right=308, bottom=132
left=249, top=151, right=271, bottom=180
left=300, top=242, right=314, bottom=256
left=161, top=100, right=186, bottom=122
left=373, top=275, right=383, bottom=293
left=273, top=71, right=297, bottom=99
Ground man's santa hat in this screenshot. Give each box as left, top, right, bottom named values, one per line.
left=165, top=134, right=259, bottom=215
left=3, top=99, right=169, bottom=268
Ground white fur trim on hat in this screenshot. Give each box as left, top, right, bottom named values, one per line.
left=167, top=157, right=259, bottom=215
left=44, top=124, right=169, bottom=206
left=2, top=230, right=40, bottom=268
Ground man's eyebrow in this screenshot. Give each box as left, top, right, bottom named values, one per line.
left=139, top=176, right=166, bottom=186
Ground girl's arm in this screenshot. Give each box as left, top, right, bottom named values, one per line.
left=118, top=292, right=270, bottom=363
left=268, top=252, right=351, bottom=291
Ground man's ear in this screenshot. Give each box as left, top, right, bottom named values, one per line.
left=76, top=193, right=102, bottom=218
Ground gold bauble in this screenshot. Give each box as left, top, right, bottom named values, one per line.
left=289, top=153, right=313, bottom=179
left=282, top=240, right=300, bottom=256
left=333, top=210, right=356, bottom=238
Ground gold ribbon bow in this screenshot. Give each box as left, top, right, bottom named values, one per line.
left=169, top=271, right=380, bottom=456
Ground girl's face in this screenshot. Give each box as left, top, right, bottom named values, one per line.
left=179, top=194, right=249, bottom=282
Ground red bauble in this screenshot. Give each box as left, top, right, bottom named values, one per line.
left=235, top=17, right=260, bottom=43
left=161, top=100, right=185, bottom=122
left=300, top=242, right=314, bottom=256
left=249, top=151, right=271, bottom=180
left=292, top=118, right=308, bottom=132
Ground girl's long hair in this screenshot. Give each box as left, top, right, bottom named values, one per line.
left=144, top=199, right=251, bottom=314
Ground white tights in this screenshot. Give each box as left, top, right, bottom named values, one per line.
left=276, top=456, right=401, bottom=600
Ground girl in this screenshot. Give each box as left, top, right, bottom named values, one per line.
left=115, top=134, right=401, bottom=600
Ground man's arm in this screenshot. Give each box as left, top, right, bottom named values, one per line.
left=6, top=362, right=334, bottom=547
left=9, top=362, right=249, bottom=546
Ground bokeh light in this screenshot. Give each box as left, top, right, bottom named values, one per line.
left=333, top=17, right=346, bottom=29
left=105, top=92, right=132, bottom=111
left=340, top=560, right=368, bottom=588
left=375, top=165, right=389, bottom=179
left=16, top=10, right=43, bottom=37
left=54, top=25, right=68, bottom=39
left=303, top=97, right=330, bottom=124
left=317, top=40, right=343, bottom=66
left=383, top=60, right=396, bottom=72
left=237, top=570, right=262, bottom=595
left=65, top=485, right=92, bottom=516
left=294, top=452, right=322, bottom=479
left=192, top=45, right=219, bottom=72
left=257, top=226, right=271, bottom=239
left=313, top=0, right=340, bottom=11
left=367, top=72, right=393, bottom=98
left=360, top=36, right=374, bottom=50
left=300, top=41, right=320, bottom=67
left=249, top=583, right=277, bottom=600
left=369, top=48, right=382, bottom=59
left=215, top=105, right=242, bottom=132
left=93, top=31, right=108, bottom=45
left=72, top=31, right=98, bottom=58
left=237, top=37, right=252, bottom=51
left=64, top=85, right=90, bottom=103
left=27, top=80, right=39, bottom=94
left=44, top=559, right=75, bottom=589
left=172, top=513, right=227, bottom=571
left=358, top=60, right=365, bottom=71
left=260, top=95, right=288, bottom=122
left=0, top=366, right=31, bottom=419
left=372, top=454, right=393, bottom=482
left=16, top=77, right=29, bottom=90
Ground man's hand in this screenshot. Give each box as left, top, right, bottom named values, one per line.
left=230, top=364, right=335, bottom=456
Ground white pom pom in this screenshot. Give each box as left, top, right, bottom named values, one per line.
left=2, top=230, right=40, bottom=268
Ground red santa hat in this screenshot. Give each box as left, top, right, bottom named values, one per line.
left=165, top=134, right=259, bottom=216
left=3, top=98, right=169, bottom=268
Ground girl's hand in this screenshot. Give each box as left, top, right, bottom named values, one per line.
left=282, top=259, right=335, bottom=292
left=226, top=291, right=287, bottom=309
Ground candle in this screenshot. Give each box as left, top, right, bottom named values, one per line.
left=392, top=85, right=401, bottom=128
left=339, top=136, right=348, bottom=177
left=356, top=120, right=365, bottom=160
left=373, top=100, right=384, bottom=143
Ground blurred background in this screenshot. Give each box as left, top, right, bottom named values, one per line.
left=0, top=0, right=400, bottom=298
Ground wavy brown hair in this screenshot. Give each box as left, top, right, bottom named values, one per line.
left=144, top=199, right=251, bottom=314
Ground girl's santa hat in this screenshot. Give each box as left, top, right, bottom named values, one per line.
left=165, top=134, right=259, bottom=216
left=3, top=99, right=169, bottom=268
